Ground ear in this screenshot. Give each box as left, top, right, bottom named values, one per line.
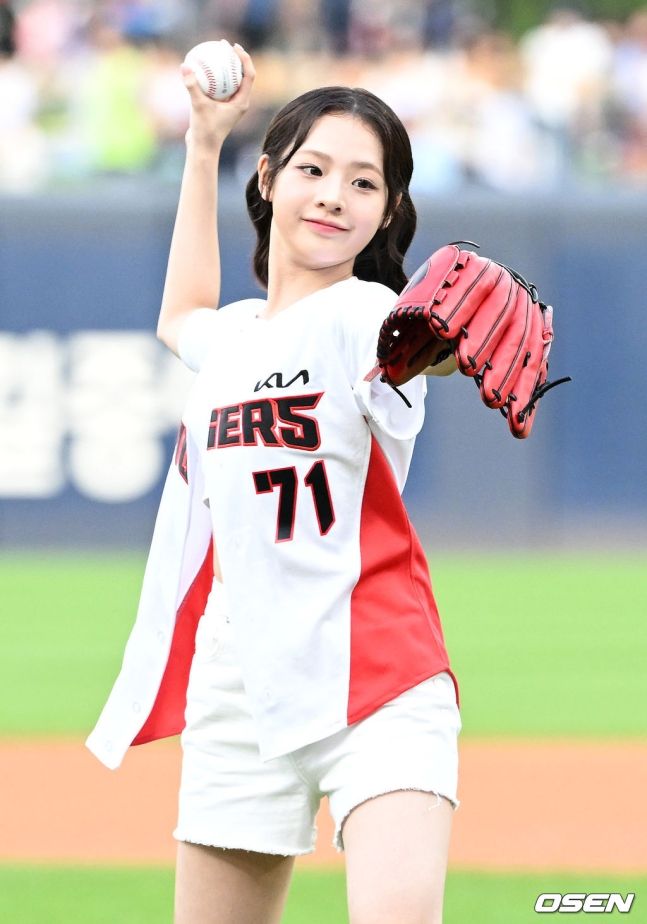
left=382, top=192, right=402, bottom=228
left=257, top=153, right=271, bottom=201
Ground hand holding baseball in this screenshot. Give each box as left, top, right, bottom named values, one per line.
left=180, top=42, right=255, bottom=151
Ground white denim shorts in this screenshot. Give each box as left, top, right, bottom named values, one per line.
left=174, top=585, right=461, bottom=856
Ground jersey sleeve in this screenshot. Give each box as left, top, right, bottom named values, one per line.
left=177, top=308, right=220, bottom=373
left=342, top=282, right=427, bottom=443
left=176, top=300, right=264, bottom=372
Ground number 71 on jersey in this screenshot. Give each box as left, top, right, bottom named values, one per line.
left=253, top=461, right=335, bottom=542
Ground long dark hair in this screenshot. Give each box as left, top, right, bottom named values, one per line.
left=245, top=87, right=417, bottom=293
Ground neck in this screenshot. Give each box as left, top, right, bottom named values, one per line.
left=261, top=233, right=354, bottom=319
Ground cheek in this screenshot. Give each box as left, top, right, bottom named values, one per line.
left=355, top=203, right=386, bottom=242
left=269, top=193, right=298, bottom=234
left=272, top=182, right=309, bottom=226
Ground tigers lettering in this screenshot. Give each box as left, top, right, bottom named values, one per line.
left=207, top=393, right=323, bottom=451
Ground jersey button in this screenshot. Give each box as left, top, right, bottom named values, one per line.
left=132, top=701, right=141, bottom=713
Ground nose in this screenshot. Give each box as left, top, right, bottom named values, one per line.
left=315, top=175, right=344, bottom=212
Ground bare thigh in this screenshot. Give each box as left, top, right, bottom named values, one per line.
left=343, top=790, right=454, bottom=924
left=174, top=842, right=295, bottom=924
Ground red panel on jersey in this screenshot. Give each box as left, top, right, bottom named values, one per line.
left=133, top=539, right=214, bottom=746
left=347, top=437, right=458, bottom=725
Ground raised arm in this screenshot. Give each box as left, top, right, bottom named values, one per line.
left=157, top=45, right=255, bottom=356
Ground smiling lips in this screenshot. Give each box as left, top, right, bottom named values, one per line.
left=303, top=218, right=348, bottom=233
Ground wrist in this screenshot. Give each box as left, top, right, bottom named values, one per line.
left=185, top=134, right=225, bottom=163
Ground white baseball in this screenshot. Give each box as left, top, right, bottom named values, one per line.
left=183, top=40, right=243, bottom=101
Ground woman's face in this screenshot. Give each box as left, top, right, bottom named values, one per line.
left=258, top=113, right=390, bottom=278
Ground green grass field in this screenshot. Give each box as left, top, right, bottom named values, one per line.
left=1, top=552, right=645, bottom=737
left=1, top=552, right=645, bottom=923
left=0, top=866, right=643, bottom=924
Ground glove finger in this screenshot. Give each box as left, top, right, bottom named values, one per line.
left=455, top=268, right=517, bottom=376
left=505, top=303, right=544, bottom=435
left=480, top=283, right=534, bottom=408
left=507, top=304, right=554, bottom=438
left=398, top=244, right=460, bottom=302
left=508, top=366, right=546, bottom=438
left=395, top=244, right=500, bottom=341
left=428, top=250, right=502, bottom=341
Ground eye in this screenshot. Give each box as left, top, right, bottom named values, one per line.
left=297, top=164, right=322, bottom=176
left=353, top=177, right=378, bottom=190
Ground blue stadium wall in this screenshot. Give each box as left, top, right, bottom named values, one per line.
left=2, top=184, right=645, bottom=548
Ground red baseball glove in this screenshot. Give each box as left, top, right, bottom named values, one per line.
left=372, top=242, right=570, bottom=438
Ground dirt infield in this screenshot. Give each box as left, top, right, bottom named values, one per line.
left=2, top=739, right=645, bottom=871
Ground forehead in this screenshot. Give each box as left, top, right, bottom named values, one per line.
left=294, top=114, right=383, bottom=168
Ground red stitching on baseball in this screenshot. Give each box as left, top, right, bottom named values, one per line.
left=196, top=57, right=218, bottom=97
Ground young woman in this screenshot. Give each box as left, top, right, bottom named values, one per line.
left=91, top=44, right=461, bottom=924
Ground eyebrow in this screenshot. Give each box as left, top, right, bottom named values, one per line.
left=297, top=149, right=384, bottom=177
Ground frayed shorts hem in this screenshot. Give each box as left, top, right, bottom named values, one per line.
left=173, top=829, right=316, bottom=857
left=333, top=785, right=460, bottom=852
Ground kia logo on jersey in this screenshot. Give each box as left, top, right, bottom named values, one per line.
left=254, top=369, right=310, bottom=392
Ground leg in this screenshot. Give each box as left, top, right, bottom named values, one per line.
left=343, top=790, right=454, bottom=924
left=174, top=842, right=295, bottom=924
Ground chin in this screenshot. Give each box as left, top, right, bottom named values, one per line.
left=295, top=249, right=354, bottom=272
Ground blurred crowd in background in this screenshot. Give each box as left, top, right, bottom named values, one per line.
left=4, top=0, right=647, bottom=194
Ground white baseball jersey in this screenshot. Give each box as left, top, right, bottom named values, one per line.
left=87, top=276, right=457, bottom=768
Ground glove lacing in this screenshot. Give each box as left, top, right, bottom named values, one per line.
left=506, top=375, right=572, bottom=423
